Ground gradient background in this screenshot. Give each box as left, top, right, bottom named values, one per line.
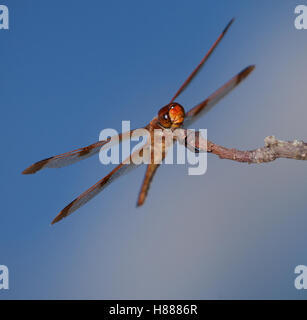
left=1, top=0, right=307, bottom=299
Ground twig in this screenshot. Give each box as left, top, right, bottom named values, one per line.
left=177, top=130, right=307, bottom=163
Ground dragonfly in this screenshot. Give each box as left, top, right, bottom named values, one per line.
left=23, top=18, right=255, bottom=224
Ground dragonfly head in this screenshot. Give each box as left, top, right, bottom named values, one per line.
left=158, top=103, right=185, bottom=129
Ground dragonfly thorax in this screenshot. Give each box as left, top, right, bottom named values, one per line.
left=157, top=102, right=185, bottom=129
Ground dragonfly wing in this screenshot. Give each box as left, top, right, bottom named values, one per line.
left=136, top=134, right=169, bottom=206
left=137, top=163, right=161, bottom=207
left=184, top=65, right=255, bottom=128
left=22, top=129, right=141, bottom=174
left=51, top=147, right=146, bottom=224
left=170, top=18, right=234, bottom=103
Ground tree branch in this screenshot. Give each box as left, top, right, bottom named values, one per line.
left=177, top=130, right=307, bottom=163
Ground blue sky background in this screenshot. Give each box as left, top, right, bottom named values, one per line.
left=1, top=0, right=307, bottom=299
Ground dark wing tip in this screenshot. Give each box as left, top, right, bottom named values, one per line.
left=223, top=17, right=235, bottom=34
left=51, top=201, right=75, bottom=225
left=22, top=157, right=52, bottom=174
left=236, top=65, right=256, bottom=84
left=51, top=211, right=66, bottom=225
left=136, top=197, right=145, bottom=207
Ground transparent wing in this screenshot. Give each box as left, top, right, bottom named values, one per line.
left=51, top=147, right=146, bottom=224
left=137, top=132, right=170, bottom=206
left=170, top=18, right=234, bottom=103
left=137, top=163, right=161, bottom=207
left=184, top=65, right=255, bottom=128
left=22, top=129, right=140, bottom=174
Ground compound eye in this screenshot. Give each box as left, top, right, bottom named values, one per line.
left=168, top=103, right=185, bottom=127
left=158, top=106, right=172, bottom=128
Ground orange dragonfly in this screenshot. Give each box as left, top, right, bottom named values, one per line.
left=23, top=19, right=255, bottom=224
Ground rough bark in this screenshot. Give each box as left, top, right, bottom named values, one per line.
left=178, top=130, right=307, bottom=163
